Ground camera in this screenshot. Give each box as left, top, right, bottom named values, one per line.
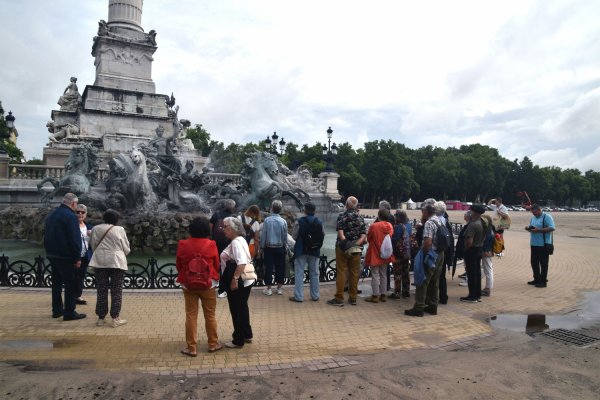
left=528, top=225, right=535, bottom=230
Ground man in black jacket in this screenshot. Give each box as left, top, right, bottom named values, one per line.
left=44, top=193, right=85, bottom=321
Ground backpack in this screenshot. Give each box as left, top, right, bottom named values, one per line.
left=492, top=233, right=504, bottom=254
left=241, top=215, right=256, bottom=244
left=379, top=234, right=393, bottom=259
left=212, top=217, right=229, bottom=250
left=433, top=220, right=451, bottom=252
left=409, top=232, right=419, bottom=258
left=185, top=253, right=212, bottom=290
left=302, top=217, right=325, bottom=253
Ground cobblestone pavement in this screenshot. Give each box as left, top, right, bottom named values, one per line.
left=1, top=223, right=599, bottom=376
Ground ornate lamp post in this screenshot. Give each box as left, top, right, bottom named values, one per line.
left=0, top=111, right=15, bottom=154
left=5, top=111, right=15, bottom=131
left=264, top=131, right=286, bottom=156
left=321, top=126, right=338, bottom=172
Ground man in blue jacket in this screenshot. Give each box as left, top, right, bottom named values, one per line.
left=44, top=193, right=86, bottom=321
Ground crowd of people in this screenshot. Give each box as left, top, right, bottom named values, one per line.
left=44, top=192, right=555, bottom=354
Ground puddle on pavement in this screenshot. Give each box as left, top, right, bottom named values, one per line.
left=0, top=338, right=78, bottom=350
left=487, top=291, right=600, bottom=335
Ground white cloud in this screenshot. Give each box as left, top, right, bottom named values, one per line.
left=1, top=0, right=600, bottom=172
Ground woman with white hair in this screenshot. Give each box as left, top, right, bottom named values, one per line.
left=220, top=216, right=255, bottom=348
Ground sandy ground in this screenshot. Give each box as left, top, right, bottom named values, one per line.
left=1, top=210, right=599, bottom=399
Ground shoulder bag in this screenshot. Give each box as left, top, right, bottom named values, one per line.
left=542, top=215, right=554, bottom=255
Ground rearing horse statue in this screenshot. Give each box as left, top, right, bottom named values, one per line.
left=37, top=144, right=98, bottom=204
left=240, top=151, right=306, bottom=210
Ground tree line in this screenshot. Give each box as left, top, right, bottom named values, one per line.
left=186, top=124, right=600, bottom=208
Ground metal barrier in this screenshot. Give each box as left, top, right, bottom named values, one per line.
left=0, top=254, right=345, bottom=289
left=0, top=221, right=462, bottom=289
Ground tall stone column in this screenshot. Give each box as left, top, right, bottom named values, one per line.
left=108, top=0, right=144, bottom=32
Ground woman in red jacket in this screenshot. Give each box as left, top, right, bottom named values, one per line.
left=364, top=209, right=395, bottom=303
left=176, top=216, right=222, bottom=356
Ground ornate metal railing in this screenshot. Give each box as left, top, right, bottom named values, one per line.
left=0, top=254, right=349, bottom=289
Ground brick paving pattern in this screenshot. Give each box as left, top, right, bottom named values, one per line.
left=1, top=220, right=599, bottom=376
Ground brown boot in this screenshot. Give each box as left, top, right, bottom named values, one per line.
left=379, top=294, right=386, bottom=302
left=365, top=295, right=379, bottom=303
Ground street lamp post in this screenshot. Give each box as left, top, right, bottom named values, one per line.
left=322, top=126, right=337, bottom=172
left=264, top=131, right=286, bottom=156
left=0, top=111, right=15, bottom=154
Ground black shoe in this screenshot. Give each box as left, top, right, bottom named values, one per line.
left=527, top=280, right=537, bottom=285
left=439, top=298, right=448, bottom=305
left=404, top=309, right=424, bottom=317
left=459, top=297, right=478, bottom=303
left=52, top=312, right=63, bottom=318
left=424, top=305, right=437, bottom=315
left=289, top=296, right=303, bottom=302
left=75, top=299, right=87, bottom=305
left=327, top=298, right=344, bottom=307
left=348, top=298, right=357, bottom=306
left=535, top=283, right=547, bottom=288
left=63, top=312, right=86, bottom=321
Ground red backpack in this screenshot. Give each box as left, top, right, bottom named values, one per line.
left=184, top=253, right=212, bottom=290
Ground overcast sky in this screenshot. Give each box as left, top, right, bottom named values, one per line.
left=1, top=0, right=599, bottom=171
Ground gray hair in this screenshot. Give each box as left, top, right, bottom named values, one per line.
left=271, top=199, right=283, bottom=214
left=76, top=204, right=87, bottom=213
left=378, top=200, right=391, bottom=211
left=434, top=201, right=446, bottom=216
left=223, top=198, right=236, bottom=212
left=62, top=193, right=78, bottom=205
left=224, top=216, right=245, bottom=236
left=422, top=198, right=436, bottom=207
left=346, top=196, right=359, bottom=209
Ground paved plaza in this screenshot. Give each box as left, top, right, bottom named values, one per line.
left=1, top=212, right=599, bottom=377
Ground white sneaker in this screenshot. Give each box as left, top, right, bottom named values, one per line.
left=276, top=287, right=283, bottom=295
left=217, top=291, right=227, bottom=298
left=459, top=279, right=468, bottom=287
left=263, top=288, right=273, bottom=296
left=112, top=318, right=128, bottom=328
left=96, top=318, right=106, bottom=327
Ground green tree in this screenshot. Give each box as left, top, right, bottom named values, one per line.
left=185, top=124, right=213, bottom=156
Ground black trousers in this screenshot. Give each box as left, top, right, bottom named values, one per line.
left=48, top=257, right=77, bottom=317
left=226, top=283, right=253, bottom=346
left=438, top=263, right=448, bottom=303
left=464, top=247, right=483, bottom=299
left=530, top=246, right=549, bottom=283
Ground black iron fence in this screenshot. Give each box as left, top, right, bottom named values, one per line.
left=0, top=221, right=462, bottom=290
left=0, top=254, right=343, bottom=289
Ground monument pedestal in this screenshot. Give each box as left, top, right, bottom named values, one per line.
left=318, top=171, right=341, bottom=201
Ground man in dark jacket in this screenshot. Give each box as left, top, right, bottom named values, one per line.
left=290, top=202, right=324, bottom=302
left=44, top=193, right=85, bottom=321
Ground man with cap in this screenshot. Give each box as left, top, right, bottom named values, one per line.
left=460, top=204, right=486, bottom=303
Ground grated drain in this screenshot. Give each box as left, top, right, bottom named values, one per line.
left=540, top=329, right=600, bottom=347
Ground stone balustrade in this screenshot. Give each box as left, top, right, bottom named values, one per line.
left=8, top=164, right=243, bottom=186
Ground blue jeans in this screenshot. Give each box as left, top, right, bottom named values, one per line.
left=263, top=247, right=286, bottom=286
left=293, top=254, right=320, bottom=301
left=48, top=257, right=77, bottom=317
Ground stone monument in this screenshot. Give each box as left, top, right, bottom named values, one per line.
left=43, top=0, right=205, bottom=171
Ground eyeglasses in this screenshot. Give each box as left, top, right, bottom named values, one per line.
left=76, top=211, right=86, bottom=215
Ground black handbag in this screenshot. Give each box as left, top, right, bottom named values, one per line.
left=218, top=260, right=237, bottom=292
left=542, top=215, right=554, bottom=256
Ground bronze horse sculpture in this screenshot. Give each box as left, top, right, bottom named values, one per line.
left=239, top=151, right=308, bottom=210
left=37, top=144, right=98, bottom=204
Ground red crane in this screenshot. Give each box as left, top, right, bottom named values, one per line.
left=516, top=191, right=532, bottom=210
